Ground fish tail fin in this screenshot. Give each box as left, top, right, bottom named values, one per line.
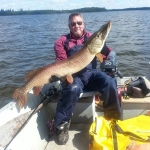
left=13, top=87, right=27, bottom=108
left=33, top=86, right=43, bottom=96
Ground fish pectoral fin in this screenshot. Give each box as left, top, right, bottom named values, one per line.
left=33, top=86, right=43, bottom=96
left=96, top=53, right=103, bottom=63
left=66, top=75, right=74, bottom=84
left=25, top=68, right=42, bottom=81
left=61, top=75, right=74, bottom=84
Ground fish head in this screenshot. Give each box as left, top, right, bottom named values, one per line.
left=86, top=21, right=112, bottom=54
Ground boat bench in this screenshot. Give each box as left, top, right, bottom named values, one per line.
left=45, top=90, right=99, bottom=124
left=121, top=95, right=150, bottom=119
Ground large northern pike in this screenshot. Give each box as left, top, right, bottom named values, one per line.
left=13, top=21, right=112, bottom=108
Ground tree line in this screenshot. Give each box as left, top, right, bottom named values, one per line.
left=0, top=7, right=150, bottom=16
left=0, top=7, right=106, bottom=16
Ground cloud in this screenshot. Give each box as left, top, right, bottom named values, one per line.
left=1, top=0, right=150, bottom=10
left=129, top=0, right=150, bottom=7
left=50, top=0, right=68, bottom=2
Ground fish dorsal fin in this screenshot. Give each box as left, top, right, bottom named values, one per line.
left=25, top=68, right=42, bottom=81
left=96, top=53, right=103, bottom=63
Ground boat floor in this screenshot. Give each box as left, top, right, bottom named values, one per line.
left=45, top=124, right=90, bottom=150
left=45, top=124, right=150, bottom=150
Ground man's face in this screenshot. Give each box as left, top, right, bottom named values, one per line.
left=69, top=15, right=84, bottom=38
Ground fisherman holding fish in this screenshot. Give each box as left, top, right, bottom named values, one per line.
left=13, top=12, right=122, bottom=145
left=50, top=12, right=122, bottom=145
left=12, top=11, right=122, bottom=145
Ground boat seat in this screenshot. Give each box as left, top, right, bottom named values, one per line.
left=121, top=95, right=150, bottom=119
left=45, top=90, right=99, bottom=124
left=79, top=89, right=99, bottom=98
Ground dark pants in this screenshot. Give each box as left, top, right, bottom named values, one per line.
left=54, top=70, right=122, bottom=127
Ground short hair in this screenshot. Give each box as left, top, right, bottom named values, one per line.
left=68, top=12, right=84, bottom=24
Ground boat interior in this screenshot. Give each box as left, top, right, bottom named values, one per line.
left=0, top=77, right=150, bottom=150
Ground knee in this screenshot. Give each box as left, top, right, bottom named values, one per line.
left=102, top=77, right=117, bottom=92
left=68, top=83, right=82, bottom=95
left=109, top=78, right=117, bottom=89
left=63, top=82, right=82, bottom=97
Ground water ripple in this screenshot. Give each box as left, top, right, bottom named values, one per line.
left=0, top=11, right=150, bottom=107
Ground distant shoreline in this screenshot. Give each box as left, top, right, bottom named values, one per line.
left=0, top=7, right=150, bottom=16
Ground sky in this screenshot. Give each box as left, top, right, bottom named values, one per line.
left=1, top=0, right=150, bottom=11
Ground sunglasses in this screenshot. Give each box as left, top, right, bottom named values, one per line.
left=70, top=21, right=83, bottom=27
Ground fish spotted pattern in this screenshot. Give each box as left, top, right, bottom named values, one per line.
left=13, top=21, right=112, bottom=108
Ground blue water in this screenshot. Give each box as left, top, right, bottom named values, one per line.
left=0, top=10, right=150, bottom=107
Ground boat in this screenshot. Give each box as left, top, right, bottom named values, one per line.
left=0, top=76, right=150, bottom=150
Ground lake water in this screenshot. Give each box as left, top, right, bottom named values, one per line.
left=0, top=10, right=150, bottom=107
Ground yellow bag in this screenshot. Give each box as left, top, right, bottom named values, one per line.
left=89, top=115, right=150, bottom=150
left=89, top=116, right=131, bottom=150
left=116, top=115, right=150, bottom=142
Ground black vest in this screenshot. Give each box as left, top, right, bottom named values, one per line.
left=64, top=33, right=97, bottom=78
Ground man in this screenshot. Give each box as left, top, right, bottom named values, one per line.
left=49, top=12, right=122, bottom=145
